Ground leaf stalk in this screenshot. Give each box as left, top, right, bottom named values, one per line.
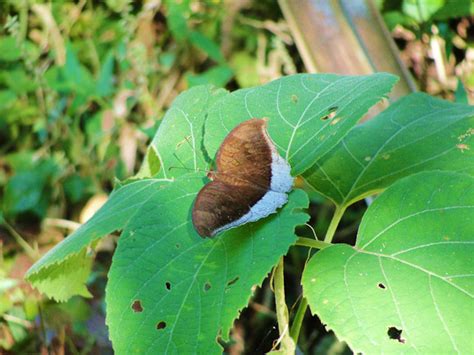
left=273, top=257, right=296, bottom=354
left=324, top=205, right=346, bottom=243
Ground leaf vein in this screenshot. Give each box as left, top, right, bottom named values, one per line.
left=360, top=206, right=474, bottom=250
left=428, top=275, right=460, bottom=353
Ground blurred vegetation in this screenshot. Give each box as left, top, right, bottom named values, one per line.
left=0, top=0, right=472, bottom=353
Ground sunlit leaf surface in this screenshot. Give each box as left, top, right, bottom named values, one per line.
left=304, top=93, right=474, bottom=207
left=303, top=172, right=474, bottom=353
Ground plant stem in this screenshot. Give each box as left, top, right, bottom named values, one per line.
left=290, top=296, right=307, bottom=342
left=19, top=0, right=29, bottom=43
left=3, top=221, right=38, bottom=260
left=44, top=218, right=81, bottom=231
left=289, top=206, right=347, bottom=347
left=273, top=257, right=295, bottom=354
left=324, top=205, right=346, bottom=243
left=295, top=237, right=331, bottom=250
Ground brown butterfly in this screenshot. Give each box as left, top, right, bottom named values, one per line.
left=192, top=118, right=293, bottom=237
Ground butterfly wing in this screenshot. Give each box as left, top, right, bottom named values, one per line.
left=192, top=180, right=265, bottom=237
left=215, top=118, right=273, bottom=189
left=192, top=118, right=292, bottom=238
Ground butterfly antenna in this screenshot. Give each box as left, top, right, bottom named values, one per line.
left=177, top=134, right=210, bottom=169
left=169, top=152, right=189, bottom=172
left=168, top=153, right=212, bottom=176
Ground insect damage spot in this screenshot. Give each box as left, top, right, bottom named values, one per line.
left=321, top=106, right=338, bottom=121
left=378, top=283, right=386, bottom=289
left=291, top=94, right=298, bottom=103
left=456, top=143, right=470, bottom=152
left=165, top=282, right=171, bottom=290
left=227, top=276, right=240, bottom=287
left=457, top=127, right=473, bottom=142
left=175, top=243, right=180, bottom=249
left=204, top=282, right=211, bottom=291
left=132, top=300, right=143, bottom=313
left=387, top=326, right=405, bottom=343
left=156, top=321, right=167, bottom=330
left=330, top=117, right=341, bottom=126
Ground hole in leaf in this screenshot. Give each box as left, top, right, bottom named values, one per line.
left=387, top=326, right=405, bottom=343
left=227, top=276, right=240, bottom=287
left=165, top=282, right=171, bottom=290
left=204, top=282, right=211, bottom=291
left=378, top=283, right=386, bottom=289
left=156, top=321, right=167, bottom=330
left=131, top=300, right=143, bottom=313
left=321, top=106, right=338, bottom=121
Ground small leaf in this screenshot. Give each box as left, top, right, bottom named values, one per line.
left=3, top=158, right=58, bottom=217
left=96, top=50, right=115, bottom=97
left=302, top=171, right=474, bottom=353
left=45, top=45, right=95, bottom=98
left=186, top=65, right=233, bottom=88
left=105, top=174, right=309, bottom=354
left=164, top=0, right=190, bottom=42
left=189, top=31, right=225, bottom=63
left=304, top=93, right=474, bottom=207
left=402, top=0, right=444, bottom=22
left=432, top=0, right=474, bottom=20
left=3, top=173, right=44, bottom=215
left=205, top=73, right=398, bottom=175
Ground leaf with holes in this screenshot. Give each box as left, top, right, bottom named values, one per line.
left=25, top=73, right=397, bottom=351
left=303, top=93, right=474, bottom=208
left=105, top=174, right=309, bottom=354
left=302, top=171, right=474, bottom=353
left=205, top=73, right=397, bottom=175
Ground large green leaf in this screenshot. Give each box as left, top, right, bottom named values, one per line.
left=205, top=73, right=397, bottom=175
left=302, top=171, right=474, bottom=353
left=105, top=174, right=309, bottom=354
left=304, top=93, right=474, bottom=207
left=25, top=178, right=173, bottom=298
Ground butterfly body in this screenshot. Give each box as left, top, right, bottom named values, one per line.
left=192, top=118, right=293, bottom=237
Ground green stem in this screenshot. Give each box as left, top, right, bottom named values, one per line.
left=289, top=206, right=347, bottom=347
left=19, top=0, right=28, bottom=43
left=290, top=296, right=307, bottom=342
left=273, top=257, right=295, bottom=354
left=3, top=221, right=38, bottom=260
left=295, top=237, right=331, bottom=250
left=324, top=205, right=346, bottom=243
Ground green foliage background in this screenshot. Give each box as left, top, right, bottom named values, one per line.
left=0, top=0, right=473, bottom=354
